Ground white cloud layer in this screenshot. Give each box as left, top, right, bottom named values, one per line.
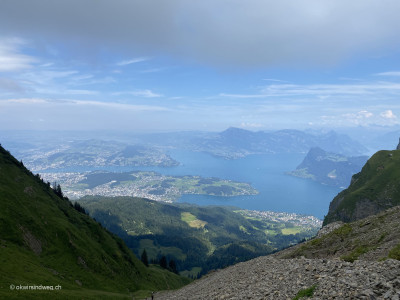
left=112, top=90, right=163, bottom=98
left=1, top=1, right=400, bottom=67
left=380, top=110, right=396, bottom=119
left=116, top=57, right=150, bottom=66
left=0, top=38, right=37, bottom=71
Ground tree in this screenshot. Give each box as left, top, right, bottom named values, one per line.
left=159, top=255, right=167, bottom=269
left=52, top=182, right=64, bottom=198
left=141, top=249, right=149, bottom=267
left=73, top=202, right=87, bottom=215
left=168, top=259, right=177, bottom=274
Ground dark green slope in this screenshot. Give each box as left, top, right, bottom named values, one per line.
left=80, top=196, right=319, bottom=277
left=0, top=145, right=189, bottom=299
left=323, top=149, right=400, bottom=225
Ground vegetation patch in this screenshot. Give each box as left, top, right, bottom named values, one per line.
left=180, top=267, right=202, bottom=279
left=281, top=227, right=303, bottom=235
left=332, top=223, right=352, bottom=236
left=139, top=239, right=187, bottom=261
left=292, top=285, right=317, bottom=300
left=341, top=246, right=371, bottom=262
left=181, top=212, right=207, bottom=229
left=388, top=243, right=400, bottom=260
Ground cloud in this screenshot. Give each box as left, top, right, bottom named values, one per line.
left=239, top=122, right=263, bottom=129
left=112, top=90, right=163, bottom=98
left=0, top=97, right=171, bottom=131
left=374, top=71, right=400, bottom=77
left=0, top=38, right=37, bottom=71
left=1, top=97, right=169, bottom=111
left=380, top=110, right=396, bottom=119
left=358, top=110, right=373, bottom=118
left=116, top=57, right=150, bottom=66
left=221, top=82, right=400, bottom=99
left=3, top=98, right=48, bottom=104
left=1, top=1, right=400, bottom=68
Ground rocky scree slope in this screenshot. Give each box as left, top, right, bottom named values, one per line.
left=156, top=256, right=400, bottom=299
left=156, top=206, right=400, bottom=299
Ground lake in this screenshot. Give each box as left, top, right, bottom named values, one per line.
left=128, top=150, right=342, bottom=219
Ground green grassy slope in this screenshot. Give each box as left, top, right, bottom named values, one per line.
left=80, top=196, right=319, bottom=277
left=0, top=145, right=189, bottom=299
left=276, top=206, right=400, bottom=263
left=323, top=150, right=400, bottom=225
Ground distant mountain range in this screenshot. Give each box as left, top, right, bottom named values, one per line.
left=9, top=139, right=179, bottom=172
left=1, top=128, right=369, bottom=172
left=288, top=147, right=368, bottom=188
left=139, top=127, right=369, bottom=158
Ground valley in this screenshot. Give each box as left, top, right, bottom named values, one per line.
left=80, top=196, right=321, bottom=277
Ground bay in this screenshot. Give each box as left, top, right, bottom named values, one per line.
left=130, top=150, right=341, bottom=219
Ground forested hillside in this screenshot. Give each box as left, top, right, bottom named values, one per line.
left=80, top=196, right=319, bottom=277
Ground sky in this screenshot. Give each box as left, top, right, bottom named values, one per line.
left=1, top=0, right=400, bottom=132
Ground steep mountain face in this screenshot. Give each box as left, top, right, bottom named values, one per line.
left=0, top=145, right=188, bottom=299
left=323, top=149, right=400, bottom=225
left=288, top=147, right=368, bottom=188
left=397, top=138, right=400, bottom=150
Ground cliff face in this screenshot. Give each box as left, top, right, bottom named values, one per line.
left=323, top=149, right=400, bottom=225
left=397, top=138, right=400, bottom=150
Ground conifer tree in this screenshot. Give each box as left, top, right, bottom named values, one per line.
left=141, top=249, right=149, bottom=267
left=159, top=255, right=167, bottom=269
left=168, top=259, right=177, bottom=274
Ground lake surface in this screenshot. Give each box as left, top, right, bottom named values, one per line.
left=43, top=150, right=341, bottom=219
left=129, top=150, right=341, bottom=219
